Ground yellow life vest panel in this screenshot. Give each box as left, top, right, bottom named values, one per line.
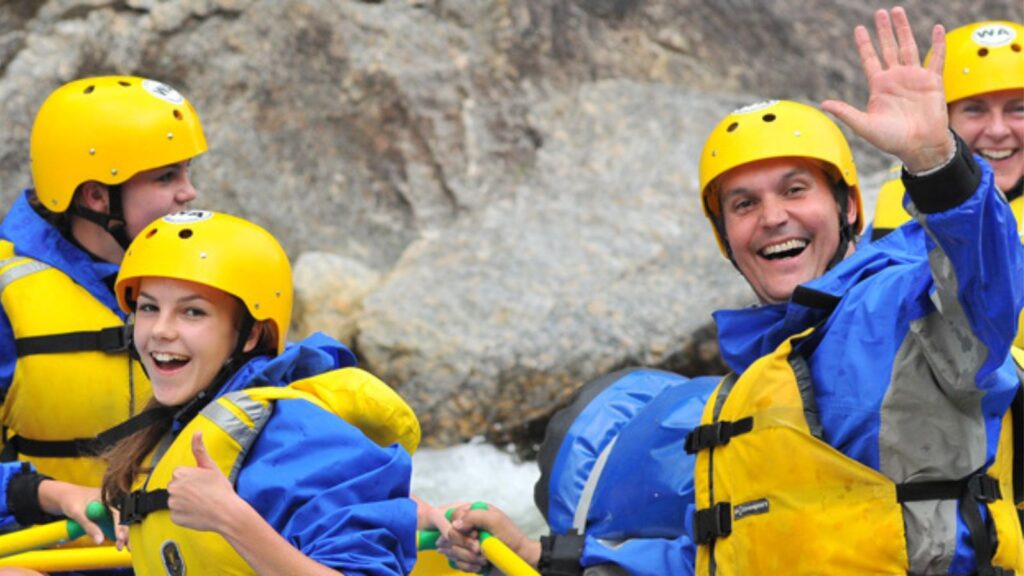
left=126, top=367, right=420, bottom=575
left=688, top=328, right=1022, bottom=575
left=0, top=241, right=149, bottom=487
left=871, top=165, right=910, bottom=241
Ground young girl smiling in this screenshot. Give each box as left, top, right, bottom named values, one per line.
left=102, top=211, right=420, bottom=576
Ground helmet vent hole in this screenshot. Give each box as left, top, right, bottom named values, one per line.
left=726, top=122, right=739, bottom=132
left=146, top=228, right=159, bottom=239
left=173, top=109, right=183, bottom=121
left=1013, top=44, right=1022, bottom=53
left=762, top=113, right=777, bottom=123
left=83, top=85, right=95, bottom=95
left=178, top=229, right=193, bottom=239
left=977, top=48, right=989, bottom=57
left=118, top=80, right=131, bottom=87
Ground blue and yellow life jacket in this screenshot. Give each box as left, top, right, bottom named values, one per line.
left=687, top=328, right=1023, bottom=575
left=0, top=242, right=149, bottom=487
left=122, top=367, right=420, bottom=576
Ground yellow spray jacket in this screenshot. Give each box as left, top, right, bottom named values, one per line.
left=0, top=239, right=148, bottom=487
left=689, top=328, right=1023, bottom=575
left=125, top=365, right=420, bottom=576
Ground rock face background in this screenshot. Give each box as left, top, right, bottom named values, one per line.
left=0, top=0, right=1018, bottom=447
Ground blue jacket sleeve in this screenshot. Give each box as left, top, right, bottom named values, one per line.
left=236, top=399, right=417, bottom=576
left=0, top=461, right=35, bottom=530
left=904, top=140, right=1024, bottom=387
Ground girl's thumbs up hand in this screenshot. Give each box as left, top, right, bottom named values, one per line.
left=167, top=431, right=244, bottom=534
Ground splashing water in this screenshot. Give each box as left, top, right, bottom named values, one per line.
left=412, top=438, right=548, bottom=538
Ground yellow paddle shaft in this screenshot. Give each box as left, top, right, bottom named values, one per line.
left=0, top=546, right=131, bottom=570
left=0, top=521, right=72, bottom=558
left=480, top=536, right=539, bottom=576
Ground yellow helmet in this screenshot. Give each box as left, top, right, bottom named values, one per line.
left=698, top=100, right=862, bottom=257
left=931, top=21, right=1024, bottom=104
left=116, top=211, right=292, bottom=354
left=30, top=76, right=208, bottom=213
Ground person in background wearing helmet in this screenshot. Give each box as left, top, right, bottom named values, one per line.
left=0, top=76, right=205, bottom=543
left=97, top=211, right=419, bottom=575
left=441, top=8, right=1023, bottom=575
left=870, top=19, right=1024, bottom=350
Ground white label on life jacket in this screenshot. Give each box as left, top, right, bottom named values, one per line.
left=972, top=24, right=1015, bottom=47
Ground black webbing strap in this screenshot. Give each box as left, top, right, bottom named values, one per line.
left=693, top=502, right=732, bottom=545
left=119, top=489, right=169, bottom=525
left=15, top=325, right=130, bottom=357
left=899, top=474, right=1010, bottom=576
left=958, top=486, right=1004, bottom=576
left=5, top=407, right=171, bottom=458
left=898, top=479, right=966, bottom=503
left=896, top=475, right=1001, bottom=503
left=684, top=417, right=753, bottom=454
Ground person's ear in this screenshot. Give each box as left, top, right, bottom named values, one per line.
left=845, top=190, right=860, bottom=227
left=77, top=181, right=110, bottom=213
left=243, top=321, right=275, bottom=354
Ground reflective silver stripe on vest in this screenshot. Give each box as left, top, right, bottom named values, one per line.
left=0, top=257, right=50, bottom=293
left=201, top=392, right=275, bottom=484
left=572, top=435, right=619, bottom=533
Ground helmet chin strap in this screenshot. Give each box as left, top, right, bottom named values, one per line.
left=825, top=188, right=856, bottom=273
left=67, top=185, right=133, bottom=250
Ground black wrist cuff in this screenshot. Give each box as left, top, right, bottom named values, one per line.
left=538, top=531, right=584, bottom=576
left=7, top=463, right=56, bottom=526
left=902, top=132, right=981, bottom=214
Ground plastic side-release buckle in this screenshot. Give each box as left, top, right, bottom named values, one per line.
left=967, top=474, right=1002, bottom=503
left=118, top=489, right=169, bottom=525
left=693, top=502, right=732, bottom=545
left=538, top=530, right=585, bottom=576
left=119, top=492, right=142, bottom=525
left=684, top=418, right=753, bottom=454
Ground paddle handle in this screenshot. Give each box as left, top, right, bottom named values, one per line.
left=416, top=502, right=540, bottom=576
left=66, top=500, right=116, bottom=542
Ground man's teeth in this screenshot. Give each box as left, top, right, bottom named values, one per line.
left=980, top=148, right=1016, bottom=161
left=152, top=352, right=188, bottom=362
left=762, top=239, right=808, bottom=256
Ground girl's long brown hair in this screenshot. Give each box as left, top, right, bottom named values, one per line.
left=101, top=316, right=278, bottom=511
left=101, top=399, right=173, bottom=510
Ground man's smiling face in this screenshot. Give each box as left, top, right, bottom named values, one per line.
left=719, top=157, right=858, bottom=304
